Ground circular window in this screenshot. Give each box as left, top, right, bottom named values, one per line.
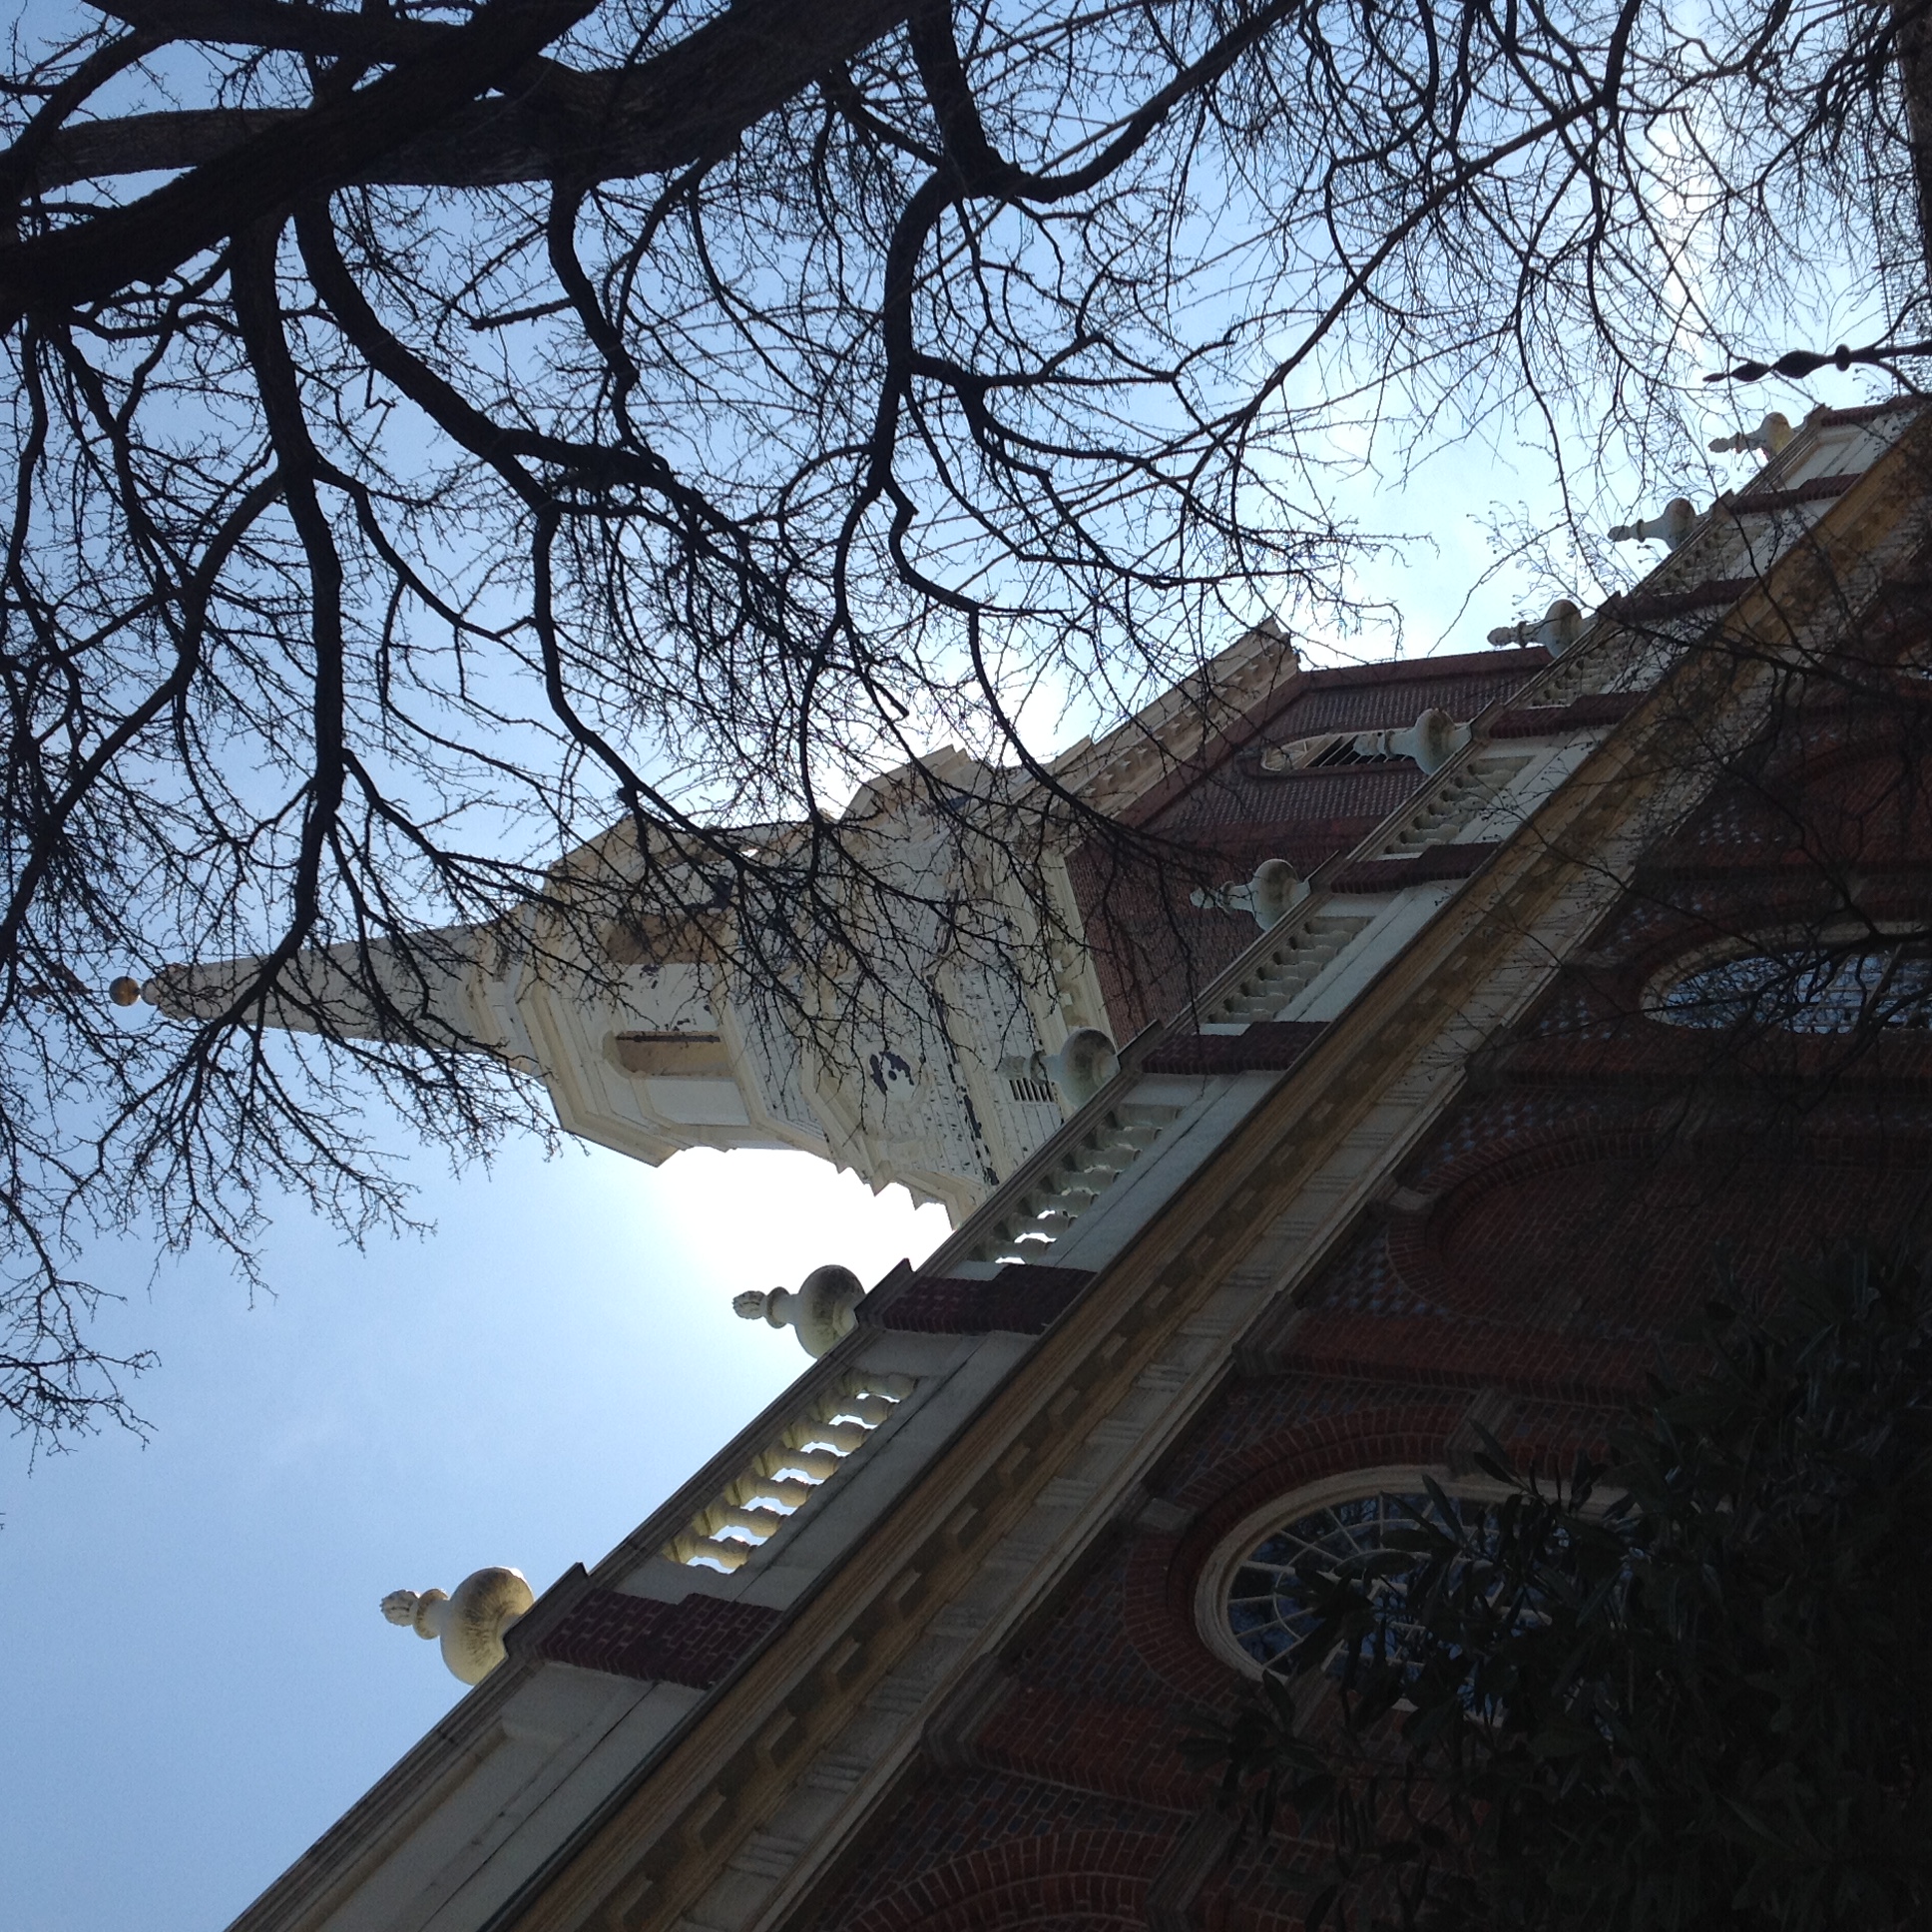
left=1197, top=1470, right=1511, bottom=1679
left=1653, top=942, right=1932, bottom=1034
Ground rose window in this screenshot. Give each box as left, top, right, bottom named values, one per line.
left=1223, top=1487, right=1505, bottom=1674
left=1655, top=944, right=1932, bottom=1033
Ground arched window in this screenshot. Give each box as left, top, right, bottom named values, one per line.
left=1198, top=1471, right=1513, bottom=1679
left=1258, top=731, right=1401, bottom=773
left=1654, top=942, right=1932, bottom=1034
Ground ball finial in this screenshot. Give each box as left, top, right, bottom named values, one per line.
left=734, top=1269, right=864, bottom=1356
left=1608, top=496, right=1697, bottom=551
left=379, top=1574, right=529, bottom=1683
left=108, top=976, right=143, bottom=1007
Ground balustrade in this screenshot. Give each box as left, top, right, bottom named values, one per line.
left=663, top=1371, right=916, bottom=1571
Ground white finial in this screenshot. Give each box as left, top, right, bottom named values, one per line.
left=1191, top=857, right=1305, bottom=930
left=1041, top=1027, right=1120, bottom=1107
left=1708, top=411, right=1793, bottom=458
left=734, top=1265, right=864, bottom=1357
left=1487, top=599, right=1583, bottom=657
left=1608, top=497, right=1697, bottom=551
left=1350, top=707, right=1470, bottom=775
left=380, top=1569, right=532, bottom=1684
left=380, top=1587, right=449, bottom=1638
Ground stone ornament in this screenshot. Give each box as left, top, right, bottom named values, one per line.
left=735, top=1262, right=866, bottom=1357
left=1353, top=707, right=1471, bottom=775
left=1041, top=1027, right=1120, bottom=1106
left=381, top=1567, right=535, bottom=1685
left=1487, top=599, right=1583, bottom=657
left=1709, top=411, right=1794, bottom=457
left=1191, top=857, right=1305, bottom=930
left=1608, top=496, right=1698, bottom=550
left=1257, top=709, right=1474, bottom=776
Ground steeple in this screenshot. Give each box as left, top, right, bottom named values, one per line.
left=132, top=624, right=1301, bottom=1221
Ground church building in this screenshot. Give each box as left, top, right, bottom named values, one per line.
left=228, top=397, right=1932, bottom=1932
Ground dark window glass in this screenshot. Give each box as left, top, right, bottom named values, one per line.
left=1225, top=1490, right=1505, bottom=1672
left=1658, top=946, right=1932, bottom=1033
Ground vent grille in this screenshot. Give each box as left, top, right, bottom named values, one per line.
left=1008, top=1076, right=1059, bottom=1106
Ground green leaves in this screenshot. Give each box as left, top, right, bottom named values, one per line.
left=1191, top=1244, right=1932, bottom=1932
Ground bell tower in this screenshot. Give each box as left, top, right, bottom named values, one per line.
left=139, top=625, right=1309, bottom=1220
left=134, top=616, right=1557, bottom=1221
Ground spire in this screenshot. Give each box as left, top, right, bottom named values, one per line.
left=131, top=924, right=515, bottom=1051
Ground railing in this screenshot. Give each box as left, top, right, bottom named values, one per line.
left=1196, top=913, right=1372, bottom=1029
left=662, top=1369, right=916, bottom=1571
left=966, top=1098, right=1184, bottom=1268
left=1380, top=752, right=1532, bottom=853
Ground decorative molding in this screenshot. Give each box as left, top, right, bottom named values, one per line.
left=918, top=1653, right=1016, bottom=1771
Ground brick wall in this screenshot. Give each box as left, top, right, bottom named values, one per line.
left=537, top=1590, right=779, bottom=1687
left=1071, top=648, right=1547, bottom=1036
left=792, top=620, right=1932, bottom=1926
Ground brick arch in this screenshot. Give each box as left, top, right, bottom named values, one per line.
left=1399, top=1088, right=1633, bottom=1198
left=1416, top=1132, right=1928, bottom=1333
left=837, top=1828, right=1169, bottom=1932
left=1398, top=1115, right=1660, bottom=1218
left=1386, top=1119, right=1674, bottom=1322
left=1515, top=886, right=1917, bottom=1036
left=1123, top=1412, right=1465, bottom=1703
left=1656, top=728, right=1932, bottom=872
left=1503, top=917, right=1932, bottom=1094
left=1748, top=709, right=1932, bottom=792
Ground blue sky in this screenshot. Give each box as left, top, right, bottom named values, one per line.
left=0, top=1140, right=948, bottom=1932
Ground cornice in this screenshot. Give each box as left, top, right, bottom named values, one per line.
left=1046, top=625, right=1307, bottom=827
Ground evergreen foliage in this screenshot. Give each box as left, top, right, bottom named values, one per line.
left=1187, top=1246, right=1932, bottom=1931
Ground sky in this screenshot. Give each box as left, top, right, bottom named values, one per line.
left=0, top=1141, right=949, bottom=1932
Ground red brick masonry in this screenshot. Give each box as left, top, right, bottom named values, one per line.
left=1144, top=1021, right=1327, bottom=1075
left=1327, top=839, right=1503, bottom=893
left=537, top=1589, right=780, bottom=1686
left=860, top=1262, right=1096, bottom=1336
left=1490, top=691, right=1645, bottom=736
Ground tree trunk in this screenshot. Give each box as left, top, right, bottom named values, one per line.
left=1895, top=0, right=1932, bottom=287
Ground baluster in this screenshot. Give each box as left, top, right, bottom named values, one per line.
left=727, top=1470, right=816, bottom=1510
